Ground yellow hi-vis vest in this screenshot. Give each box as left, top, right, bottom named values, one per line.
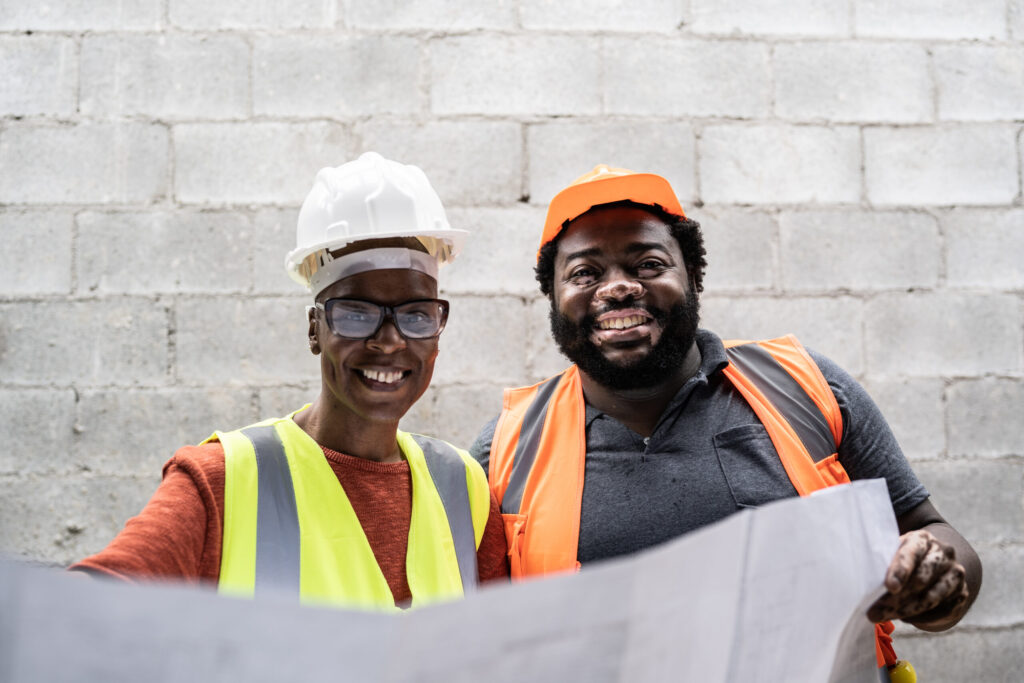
left=206, top=409, right=490, bottom=611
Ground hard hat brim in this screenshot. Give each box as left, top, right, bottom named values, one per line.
left=539, top=172, right=685, bottom=259
left=285, top=227, right=469, bottom=288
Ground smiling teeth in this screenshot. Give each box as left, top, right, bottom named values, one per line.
left=362, top=369, right=404, bottom=384
left=598, top=315, right=647, bottom=330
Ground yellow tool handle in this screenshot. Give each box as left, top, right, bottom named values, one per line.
left=889, top=659, right=917, bottom=682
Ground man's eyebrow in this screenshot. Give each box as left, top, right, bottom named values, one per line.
left=624, top=241, right=671, bottom=255
left=561, top=246, right=602, bottom=262
left=562, top=242, right=671, bottom=262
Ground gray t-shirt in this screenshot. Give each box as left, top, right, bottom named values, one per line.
left=469, top=329, right=928, bottom=565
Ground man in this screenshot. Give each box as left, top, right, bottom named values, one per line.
left=73, top=152, right=508, bottom=609
left=470, top=164, right=981, bottom=676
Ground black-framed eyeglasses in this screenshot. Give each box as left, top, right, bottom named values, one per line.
left=312, top=298, right=450, bottom=340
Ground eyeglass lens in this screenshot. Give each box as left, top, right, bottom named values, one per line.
left=325, top=299, right=447, bottom=339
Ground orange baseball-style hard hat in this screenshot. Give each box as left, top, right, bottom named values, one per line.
left=539, top=164, right=686, bottom=259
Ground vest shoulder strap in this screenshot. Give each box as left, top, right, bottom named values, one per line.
left=237, top=423, right=302, bottom=597
left=724, top=335, right=841, bottom=462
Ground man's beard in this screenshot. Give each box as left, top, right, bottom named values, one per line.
left=549, top=295, right=700, bottom=391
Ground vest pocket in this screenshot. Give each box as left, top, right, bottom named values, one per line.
left=713, top=424, right=798, bottom=508
left=501, top=513, right=527, bottom=578
left=815, top=453, right=850, bottom=486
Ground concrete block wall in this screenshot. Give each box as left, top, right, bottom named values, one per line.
left=0, top=2, right=1020, bottom=678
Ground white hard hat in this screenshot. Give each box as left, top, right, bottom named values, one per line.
left=285, top=152, right=467, bottom=293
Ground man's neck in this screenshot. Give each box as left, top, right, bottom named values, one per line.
left=292, top=398, right=404, bottom=463
left=578, top=341, right=702, bottom=438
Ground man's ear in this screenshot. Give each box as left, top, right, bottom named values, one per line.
left=306, top=306, right=321, bottom=355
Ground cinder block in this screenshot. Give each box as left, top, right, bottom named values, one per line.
left=0, top=390, right=77, bottom=475
left=0, top=300, right=169, bottom=386
left=604, top=39, right=770, bottom=119
left=430, top=383, right=510, bottom=449
left=0, top=210, right=72, bottom=295
left=944, top=209, right=1024, bottom=289
left=774, top=42, right=931, bottom=123
left=521, top=0, right=683, bottom=31
left=73, top=388, right=257, bottom=477
left=169, top=0, right=335, bottom=29
left=858, top=378, right=945, bottom=462
left=0, top=123, right=168, bottom=205
left=779, top=210, right=940, bottom=291
left=864, top=293, right=1022, bottom=377
left=959, top=545, right=1024, bottom=628
left=257, top=385, right=320, bottom=421
left=440, top=206, right=546, bottom=297
left=80, top=35, right=248, bottom=120
left=697, top=206, right=776, bottom=293
left=342, top=0, right=514, bottom=29
left=175, top=296, right=318, bottom=385
left=527, top=296, right=571, bottom=382
left=173, top=123, right=353, bottom=205
left=865, top=126, right=1019, bottom=206
left=0, top=473, right=158, bottom=566
left=0, top=0, right=162, bottom=30
left=854, top=0, right=1005, bottom=39
left=356, top=120, right=522, bottom=205
left=690, top=0, right=848, bottom=36
left=254, top=36, right=420, bottom=118
left=0, top=36, right=76, bottom=116
left=935, top=46, right=1024, bottom=122
left=252, top=208, right=303, bottom=295
left=897, top=626, right=1024, bottom=682
left=948, top=379, right=1024, bottom=458
left=700, top=124, right=860, bottom=204
left=911, top=459, right=1023, bottom=544
left=527, top=121, right=696, bottom=206
left=76, top=211, right=251, bottom=294
left=700, top=295, right=865, bottom=374
left=431, top=295, right=532, bottom=385
left=430, top=36, right=601, bottom=116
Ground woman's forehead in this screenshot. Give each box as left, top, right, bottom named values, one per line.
left=319, top=268, right=438, bottom=303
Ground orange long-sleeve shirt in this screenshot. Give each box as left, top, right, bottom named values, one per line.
left=72, top=441, right=509, bottom=601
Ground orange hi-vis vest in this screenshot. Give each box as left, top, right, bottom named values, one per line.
left=488, top=334, right=898, bottom=669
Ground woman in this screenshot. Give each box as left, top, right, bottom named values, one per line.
left=72, top=153, right=509, bottom=610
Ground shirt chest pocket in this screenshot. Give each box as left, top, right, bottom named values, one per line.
left=713, top=424, right=798, bottom=508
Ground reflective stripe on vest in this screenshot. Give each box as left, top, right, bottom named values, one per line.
left=414, top=433, right=479, bottom=596
left=244, top=423, right=301, bottom=597
left=213, top=411, right=489, bottom=610
left=502, top=375, right=560, bottom=515
left=489, top=334, right=896, bottom=667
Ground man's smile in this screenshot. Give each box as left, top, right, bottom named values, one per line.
left=591, top=308, right=656, bottom=346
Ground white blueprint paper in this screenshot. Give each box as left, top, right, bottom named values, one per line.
left=1, top=479, right=899, bottom=683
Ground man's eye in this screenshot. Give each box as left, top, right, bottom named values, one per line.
left=637, top=260, right=666, bottom=274
left=568, top=267, right=598, bottom=283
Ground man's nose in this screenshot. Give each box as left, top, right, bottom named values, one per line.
left=595, top=275, right=644, bottom=301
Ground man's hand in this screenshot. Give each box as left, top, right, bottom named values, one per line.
left=867, top=529, right=970, bottom=628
